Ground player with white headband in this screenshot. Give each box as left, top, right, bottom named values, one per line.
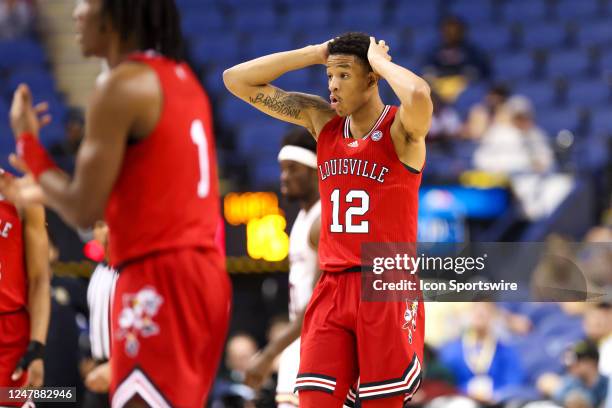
left=244, top=128, right=321, bottom=408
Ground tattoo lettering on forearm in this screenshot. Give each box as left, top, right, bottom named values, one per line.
left=249, top=89, right=333, bottom=119
left=249, top=90, right=301, bottom=119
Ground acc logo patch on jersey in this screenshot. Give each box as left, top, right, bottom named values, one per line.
left=371, top=130, right=383, bottom=141
left=117, top=286, right=164, bottom=357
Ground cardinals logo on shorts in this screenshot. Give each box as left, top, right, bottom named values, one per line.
left=402, top=299, right=419, bottom=344
left=117, top=286, right=164, bottom=357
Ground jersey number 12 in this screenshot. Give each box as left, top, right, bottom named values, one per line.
left=330, top=189, right=370, bottom=233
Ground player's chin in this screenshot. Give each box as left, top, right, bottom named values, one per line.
left=335, top=107, right=349, bottom=117
left=284, top=192, right=300, bottom=202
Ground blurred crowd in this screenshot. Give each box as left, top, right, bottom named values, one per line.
left=0, top=0, right=34, bottom=40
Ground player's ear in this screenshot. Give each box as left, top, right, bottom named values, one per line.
left=367, top=72, right=378, bottom=88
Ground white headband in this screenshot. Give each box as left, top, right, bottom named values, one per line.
left=277, top=145, right=317, bottom=168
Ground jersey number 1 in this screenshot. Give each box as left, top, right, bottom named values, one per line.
left=330, top=189, right=370, bottom=233
left=191, top=120, right=210, bottom=198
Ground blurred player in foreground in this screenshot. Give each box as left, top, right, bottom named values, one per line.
left=0, top=170, right=50, bottom=406
left=245, top=129, right=322, bottom=407
left=225, top=32, right=432, bottom=408
left=0, top=0, right=230, bottom=406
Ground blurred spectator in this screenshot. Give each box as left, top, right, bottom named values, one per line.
left=0, top=0, right=33, bottom=39
left=474, top=96, right=553, bottom=174
left=251, top=316, right=292, bottom=408
left=578, top=226, right=612, bottom=289
left=423, top=15, right=491, bottom=102
left=463, top=84, right=511, bottom=140
left=428, top=90, right=463, bottom=144
left=474, top=96, right=573, bottom=220
left=211, top=333, right=258, bottom=407
left=539, top=340, right=608, bottom=408
left=583, top=303, right=612, bottom=378
left=425, top=302, right=473, bottom=348
left=438, top=302, right=525, bottom=404
left=50, top=107, right=85, bottom=175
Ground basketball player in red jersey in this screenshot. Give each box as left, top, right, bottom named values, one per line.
left=224, top=33, right=432, bottom=407
left=0, top=0, right=231, bottom=406
left=0, top=171, right=50, bottom=406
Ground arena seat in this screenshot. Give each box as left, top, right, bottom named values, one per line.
left=337, top=5, right=385, bottom=30
left=599, top=48, right=612, bottom=74
left=253, top=160, right=281, bottom=188
left=453, top=81, right=489, bottom=117
left=190, top=34, right=242, bottom=66
left=469, top=23, right=512, bottom=53
left=4, top=68, right=57, bottom=99
left=590, top=108, right=612, bottom=136
left=521, top=23, right=568, bottom=50
left=233, top=8, right=278, bottom=32
left=391, top=1, right=439, bottom=29
left=219, top=97, right=272, bottom=126
left=246, top=34, right=294, bottom=59
left=576, top=20, right=612, bottom=48
left=235, top=121, right=290, bottom=155
left=448, top=0, right=495, bottom=25
left=501, top=0, right=549, bottom=23
left=555, top=0, right=600, bottom=21
left=0, top=38, right=46, bottom=69
left=546, top=50, right=591, bottom=78
left=410, top=27, right=439, bottom=55
left=538, top=107, right=580, bottom=135
left=284, top=5, right=330, bottom=30
left=567, top=79, right=611, bottom=107
left=493, top=51, right=535, bottom=81
left=181, top=10, right=226, bottom=38
left=514, top=80, right=557, bottom=107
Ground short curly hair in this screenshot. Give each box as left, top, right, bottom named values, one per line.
left=327, top=32, right=372, bottom=71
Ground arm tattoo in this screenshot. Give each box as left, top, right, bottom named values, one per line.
left=249, top=89, right=332, bottom=119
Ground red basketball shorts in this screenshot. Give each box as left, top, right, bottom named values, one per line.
left=0, top=310, right=29, bottom=407
left=296, top=271, right=424, bottom=405
left=110, top=248, right=231, bottom=408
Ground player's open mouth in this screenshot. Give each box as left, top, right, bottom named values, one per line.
left=330, top=95, right=341, bottom=109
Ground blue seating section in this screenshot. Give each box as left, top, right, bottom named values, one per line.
left=0, top=34, right=68, bottom=170
left=177, top=0, right=612, bottom=188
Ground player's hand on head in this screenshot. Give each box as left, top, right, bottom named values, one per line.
left=10, top=84, right=53, bottom=138
left=314, top=39, right=332, bottom=64
left=244, top=351, right=274, bottom=390
left=367, top=37, right=392, bottom=69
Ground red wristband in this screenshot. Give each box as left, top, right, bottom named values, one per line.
left=16, top=133, right=57, bottom=180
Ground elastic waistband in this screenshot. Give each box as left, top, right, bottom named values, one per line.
left=0, top=307, right=27, bottom=317
left=116, top=245, right=221, bottom=272
left=325, top=266, right=362, bottom=274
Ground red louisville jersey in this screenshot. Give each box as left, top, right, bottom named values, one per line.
left=105, top=52, right=221, bottom=266
left=0, top=196, right=27, bottom=313
left=317, top=105, right=422, bottom=272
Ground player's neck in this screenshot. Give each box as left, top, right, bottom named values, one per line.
left=348, top=96, right=385, bottom=139
left=105, top=38, right=141, bottom=68
left=300, top=194, right=320, bottom=212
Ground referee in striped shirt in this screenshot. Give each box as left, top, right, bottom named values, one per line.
left=83, top=221, right=117, bottom=408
